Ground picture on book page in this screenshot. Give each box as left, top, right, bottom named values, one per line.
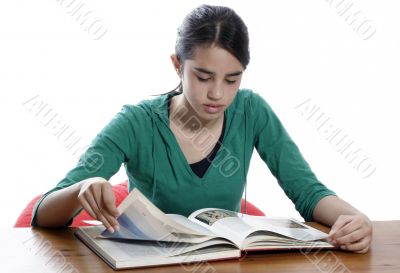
left=195, top=209, right=238, bottom=226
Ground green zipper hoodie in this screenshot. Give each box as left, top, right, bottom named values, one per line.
left=31, top=89, right=335, bottom=226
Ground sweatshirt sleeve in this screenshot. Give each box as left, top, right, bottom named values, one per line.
left=251, top=92, right=336, bottom=221
left=31, top=105, right=138, bottom=227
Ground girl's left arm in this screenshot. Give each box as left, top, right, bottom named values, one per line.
left=313, top=195, right=373, bottom=253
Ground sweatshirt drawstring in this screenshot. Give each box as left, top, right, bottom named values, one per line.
left=243, top=108, right=248, bottom=214
left=151, top=116, right=157, bottom=201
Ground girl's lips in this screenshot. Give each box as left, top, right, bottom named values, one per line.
left=203, top=104, right=224, bottom=114
left=204, top=104, right=224, bottom=107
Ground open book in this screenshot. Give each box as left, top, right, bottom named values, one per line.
left=75, top=188, right=334, bottom=270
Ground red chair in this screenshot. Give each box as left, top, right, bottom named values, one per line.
left=14, top=181, right=264, bottom=227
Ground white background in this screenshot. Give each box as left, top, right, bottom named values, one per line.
left=1, top=0, right=399, bottom=228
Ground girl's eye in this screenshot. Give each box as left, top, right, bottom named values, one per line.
left=196, top=76, right=236, bottom=84
left=197, top=76, right=210, bottom=82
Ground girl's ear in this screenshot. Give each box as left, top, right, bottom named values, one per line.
left=170, top=54, right=182, bottom=77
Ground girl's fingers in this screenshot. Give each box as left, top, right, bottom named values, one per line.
left=329, top=215, right=352, bottom=237
left=102, top=183, right=119, bottom=217
left=97, top=184, right=119, bottom=230
left=78, top=180, right=119, bottom=232
left=354, top=246, right=370, bottom=254
left=328, top=214, right=372, bottom=253
left=333, top=218, right=363, bottom=240
left=78, top=195, right=97, bottom=220
left=92, top=184, right=104, bottom=217
left=335, top=228, right=364, bottom=245
left=342, top=236, right=371, bottom=253
left=82, top=190, right=114, bottom=232
left=96, top=213, right=115, bottom=233
left=329, top=216, right=353, bottom=245
left=102, top=206, right=120, bottom=231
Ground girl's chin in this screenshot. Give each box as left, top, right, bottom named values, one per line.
left=196, top=108, right=224, bottom=122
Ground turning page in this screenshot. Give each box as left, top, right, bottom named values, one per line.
left=100, top=188, right=215, bottom=243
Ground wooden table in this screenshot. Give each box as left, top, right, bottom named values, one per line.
left=1, top=221, right=399, bottom=272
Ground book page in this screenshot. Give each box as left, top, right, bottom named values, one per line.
left=241, top=216, right=329, bottom=241
left=100, top=234, right=233, bottom=258
left=188, top=209, right=330, bottom=249
left=100, top=188, right=215, bottom=243
left=188, top=208, right=257, bottom=247
left=166, top=214, right=217, bottom=236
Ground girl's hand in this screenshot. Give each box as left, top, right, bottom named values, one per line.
left=328, top=214, right=372, bottom=253
left=77, top=179, right=120, bottom=233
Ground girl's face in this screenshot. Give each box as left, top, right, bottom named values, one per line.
left=173, top=45, right=244, bottom=123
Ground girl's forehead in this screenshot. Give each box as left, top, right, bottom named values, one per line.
left=187, top=46, right=244, bottom=71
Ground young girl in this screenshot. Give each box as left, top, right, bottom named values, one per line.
left=33, top=4, right=372, bottom=253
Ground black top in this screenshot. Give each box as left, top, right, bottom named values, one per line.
left=168, top=93, right=226, bottom=178
left=189, top=115, right=226, bottom=178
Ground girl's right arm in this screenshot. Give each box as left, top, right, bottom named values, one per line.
left=35, top=105, right=140, bottom=232
left=35, top=178, right=120, bottom=232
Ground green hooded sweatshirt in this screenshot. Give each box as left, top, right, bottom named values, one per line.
left=31, top=89, right=335, bottom=226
